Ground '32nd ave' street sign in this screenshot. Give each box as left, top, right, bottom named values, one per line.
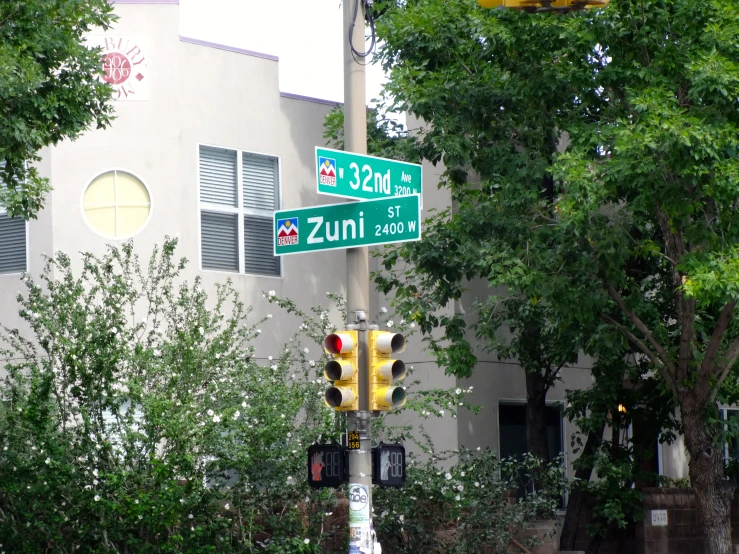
left=316, top=147, right=422, bottom=204
left=273, top=195, right=421, bottom=256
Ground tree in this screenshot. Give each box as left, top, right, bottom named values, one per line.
left=0, top=0, right=116, bottom=219
left=371, top=0, right=739, bottom=551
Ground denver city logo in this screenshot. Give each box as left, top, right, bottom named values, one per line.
left=89, top=36, right=149, bottom=101
left=277, top=218, right=299, bottom=246
left=319, top=157, right=337, bottom=186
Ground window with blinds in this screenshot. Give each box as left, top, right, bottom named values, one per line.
left=199, top=146, right=280, bottom=276
left=0, top=169, right=28, bottom=275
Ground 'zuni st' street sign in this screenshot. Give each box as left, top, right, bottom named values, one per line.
left=316, top=147, right=422, bottom=204
left=274, top=195, right=421, bottom=256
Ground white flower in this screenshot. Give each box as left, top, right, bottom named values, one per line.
left=199, top=326, right=204, bottom=335
left=135, top=499, right=139, bottom=504
left=180, top=499, right=185, bottom=504
left=188, top=514, right=194, bottom=519
left=225, top=503, right=230, bottom=510
left=445, top=473, right=452, bottom=480
left=381, top=307, right=388, bottom=313
left=304, top=347, right=309, bottom=354
left=268, top=290, right=276, bottom=297
left=233, top=411, right=241, bottom=420
left=476, top=446, right=481, bottom=451
left=268, top=356, right=273, bottom=361
left=242, top=401, right=247, bottom=408
left=93, top=468, right=98, bottom=477
left=457, top=484, right=464, bottom=491
left=213, top=415, right=221, bottom=423
left=455, top=388, right=462, bottom=395
left=309, top=360, right=316, bottom=367
left=256, top=329, right=262, bottom=335
left=387, top=320, right=394, bottom=328
left=304, top=539, right=310, bottom=545
left=287, top=432, right=292, bottom=438
left=45, top=457, right=50, bottom=465
left=207, top=409, right=214, bottom=417
left=439, top=410, right=445, bottom=416
left=267, top=314, right=273, bottom=319
left=475, top=482, right=480, bottom=487
left=94, top=495, right=101, bottom=502
left=455, top=495, right=461, bottom=501
left=138, top=515, right=143, bottom=520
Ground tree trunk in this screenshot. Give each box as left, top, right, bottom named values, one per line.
left=559, top=419, right=607, bottom=552
left=681, top=393, right=735, bottom=554
left=525, top=369, right=549, bottom=462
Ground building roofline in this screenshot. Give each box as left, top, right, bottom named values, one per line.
left=179, top=36, right=279, bottom=62
left=280, top=92, right=341, bottom=107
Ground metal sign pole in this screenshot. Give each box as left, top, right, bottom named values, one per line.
left=343, top=0, right=374, bottom=552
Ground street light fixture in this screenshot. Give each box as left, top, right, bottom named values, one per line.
left=477, top=0, right=608, bottom=12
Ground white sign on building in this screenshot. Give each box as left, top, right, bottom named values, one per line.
left=88, top=36, right=149, bottom=101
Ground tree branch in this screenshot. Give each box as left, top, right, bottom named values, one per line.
left=600, top=314, right=676, bottom=389
left=677, top=296, right=696, bottom=382
left=604, top=282, right=676, bottom=374
left=710, top=335, right=739, bottom=402
left=701, top=300, right=736, bottom=375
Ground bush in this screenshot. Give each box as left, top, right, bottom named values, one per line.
left=0, top=239, right=563, bottom=553
left=373, top=450, right=565, bottom=554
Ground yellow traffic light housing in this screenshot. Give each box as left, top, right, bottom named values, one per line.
left=323, top=331, right=359, bottom=411
left=477, top=0, right=608, bottom=10
left=369, top=331, right=407, bottom=411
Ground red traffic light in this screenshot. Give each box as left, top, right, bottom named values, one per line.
left=324, top=333, right=355, bottom=355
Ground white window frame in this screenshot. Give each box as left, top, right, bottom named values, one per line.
left=720, top=407, right=739, bottom=460
left=79, top=168, right=154, bottom=241
left=0, top=167, right=30, bottom=277
left=196, top=143, right=283, bottom=278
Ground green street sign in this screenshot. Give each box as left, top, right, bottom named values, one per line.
left=316, top=147, right=422, bottom=205
left=274, top=195, right=421, bottom=256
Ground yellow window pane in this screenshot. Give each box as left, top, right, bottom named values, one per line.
left=117, top=206, right=151, bottom=236
left=84, top=206, right=117, bottom=237
left=83, top=173, right=115, bottom=208
left=116, top=171, right=150, bottom=206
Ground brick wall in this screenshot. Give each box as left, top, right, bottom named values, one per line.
left=636, top=488, right=707, bottom=554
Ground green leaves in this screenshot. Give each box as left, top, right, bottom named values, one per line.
left=0, top=0, right=117, bottom=219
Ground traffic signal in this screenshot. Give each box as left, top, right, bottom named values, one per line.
left=368, top=331, right=407, bottom=411
left=372, top=443, right=406, bottom=488
left=323, top=331, right=359, bottom=411
left=477, top=0, right=608, bottom=9
left=307, top=444, right=346, bottom=488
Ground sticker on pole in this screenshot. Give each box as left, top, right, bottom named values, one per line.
left=348, top=484, right=370, bottom=524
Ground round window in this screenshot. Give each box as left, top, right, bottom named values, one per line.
left=82, top=170, right=152, bottom=239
